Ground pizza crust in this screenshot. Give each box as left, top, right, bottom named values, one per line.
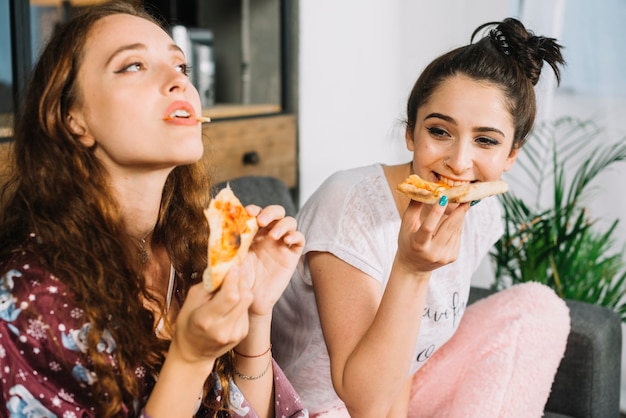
left=397, top=174, right=508, bottom=204
left=203, top=185, right=259, bottom=292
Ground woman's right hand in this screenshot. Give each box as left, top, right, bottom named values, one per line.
left=145, top=265, right=254, bottom=418
left=171, top=263, right=254, bottom=365
left=396, top=199, right=470, bottom=274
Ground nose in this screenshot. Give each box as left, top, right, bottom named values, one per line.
left=162, top=65, right=190, bottom=94
left=445, top=142, right=473, bottom=174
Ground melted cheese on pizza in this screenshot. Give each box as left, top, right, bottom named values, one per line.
left=404, top=175, right=451, bottom=193
left=209, top=199, right=255, bottom=266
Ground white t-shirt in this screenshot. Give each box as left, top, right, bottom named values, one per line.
left=271, top=164, right=504, bottom=413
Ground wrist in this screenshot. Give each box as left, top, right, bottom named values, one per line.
left=167, top=338, right=218, bottom=373
left=233, top=346, right=273, bottom=383
left=145, top=344, right=216, bottom=416
left=234, top=344, right=272, bottom=358
left=248, top=311, right=272, bottom=326
left=392, top=257, right=432, bottom=282
left=234, top=339, right=272, bottom=382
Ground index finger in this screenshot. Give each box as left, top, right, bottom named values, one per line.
left=433, top=202, right=470, bottom=239
left=417, top=196, right=449, bottom=236
left=253, top=204, right=287, bottom=227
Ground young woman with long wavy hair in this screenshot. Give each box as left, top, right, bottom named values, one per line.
left=0, top=2, right=306, bottom=417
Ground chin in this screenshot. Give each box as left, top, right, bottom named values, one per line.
left=179, top=149, right=204, bottom=165
left=177, top=137, right=204, bottom=159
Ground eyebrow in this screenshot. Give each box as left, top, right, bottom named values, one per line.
left=424, top=112, right=506, bottom=137
left=105, top=43, right=185, bottom=67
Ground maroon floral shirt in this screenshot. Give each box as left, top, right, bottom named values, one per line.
left=0, top=240, right=308, bottom=417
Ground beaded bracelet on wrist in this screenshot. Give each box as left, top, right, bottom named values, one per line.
left=234, top=357, right=272, bottom=381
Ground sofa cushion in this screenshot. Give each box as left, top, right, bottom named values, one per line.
left=214, top=175, right=296, bottom=217
left=469, top=286, right=622, bottom=418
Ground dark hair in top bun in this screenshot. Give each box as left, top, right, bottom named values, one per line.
left=406, top=17, right=565, bottom=149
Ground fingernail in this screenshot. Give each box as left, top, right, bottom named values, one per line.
left=270, top=228, right=284, bottom=240
left=438, top=195, right=448, bottom=206
left=470, top=200, right=481, bottom=206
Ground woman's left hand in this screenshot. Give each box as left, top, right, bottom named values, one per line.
left=243, top=204, right=304, bottom=317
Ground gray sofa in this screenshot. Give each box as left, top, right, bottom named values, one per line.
left=218, top=175, right=623, bottom=418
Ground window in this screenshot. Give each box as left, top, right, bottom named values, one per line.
left=0, top=0, right=13, bottom=139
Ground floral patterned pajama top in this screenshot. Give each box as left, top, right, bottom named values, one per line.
left=0, top=238, right=308, bottom=417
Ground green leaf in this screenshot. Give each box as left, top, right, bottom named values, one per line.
left=491, top=116, right=626, bottom=322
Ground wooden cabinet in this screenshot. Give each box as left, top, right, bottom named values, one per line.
left=4, top=0, right=299, bottom=194
left=0, top=114, right=298, bottom=190
left=203, top=114, right=297, bottom=188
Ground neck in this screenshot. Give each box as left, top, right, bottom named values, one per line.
left=105, top=168, right=172, bottom=266
left=125, top=206, right=158, bottom=266
left=383, top=162, right=413, bottom=215
left=111, top=171, right=168, bottom=240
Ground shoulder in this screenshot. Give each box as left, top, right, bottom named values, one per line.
left=296, top=164, right=396, bottom=239
left=296, top=165, right=398, bottom=277
left=0, top=243, right=83, bottom=343
left=0, top=245, right=67, bottom=302
left=299, top=164, right=389, bottom=217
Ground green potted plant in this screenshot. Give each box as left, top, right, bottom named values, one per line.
left=490, top=116, right=626, bottom=322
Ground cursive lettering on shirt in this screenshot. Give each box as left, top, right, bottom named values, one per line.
left=422, top=291, right=465, bottom=329
left=416, top=344, right=436, bottom=362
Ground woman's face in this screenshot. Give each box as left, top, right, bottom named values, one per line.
left=68, top=13, right=204, bottom=176
left=406, top=74, right=518, bottom=189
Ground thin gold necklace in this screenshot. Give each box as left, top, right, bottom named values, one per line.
left=137, top=230, right=152, bottom=265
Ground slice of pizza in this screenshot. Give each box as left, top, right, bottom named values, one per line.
left=203, top=185, right=259, bottom=292
left=397, top=174, right=508, bottom=204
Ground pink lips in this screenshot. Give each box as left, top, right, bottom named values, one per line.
left=162, top=101, right=200, bottom=126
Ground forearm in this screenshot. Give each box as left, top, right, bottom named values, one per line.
left=337, top=264, right=430, bottom=417
left=144, top=344, right=215, bottom=418
left=233, top=314, right=274, bottom=418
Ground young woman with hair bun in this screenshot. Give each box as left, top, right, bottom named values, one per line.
left=272, top=18, right=568, bottom=418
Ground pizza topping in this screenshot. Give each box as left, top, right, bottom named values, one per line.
left=404, top=175, right=449, bottom=191
left=209, top=199, right=255, bottom=266
left=203, top=185, right=259, bottom=291
left=397, top=174, right=508, bottom=204
left=403, top=175, right=450, bottom=196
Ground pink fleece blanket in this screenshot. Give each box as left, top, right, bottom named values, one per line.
left=313, top=282, right=570, bottom=418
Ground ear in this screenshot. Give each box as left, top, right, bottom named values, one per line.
left=503, top=147, right=519, bottom=172
left=405, top=126, right=415, bottom=152
left=67, top=111, right=95, bottom=147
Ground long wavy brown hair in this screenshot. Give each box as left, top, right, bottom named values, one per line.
left=0, top=1, right=232, bottom=416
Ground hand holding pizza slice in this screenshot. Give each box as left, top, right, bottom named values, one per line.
left=203, top=185, right=259, bottom=292
left=397, top=174, right=508, bottom=204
